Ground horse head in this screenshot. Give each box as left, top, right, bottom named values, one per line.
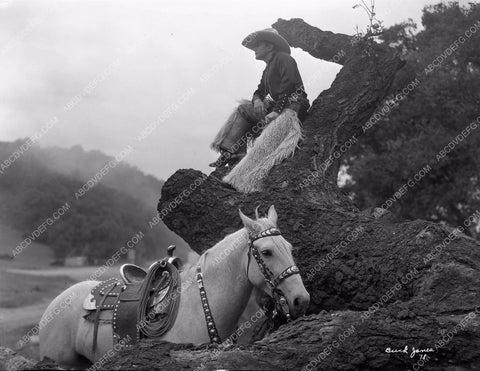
left=239, top=205, right=310, bottom=319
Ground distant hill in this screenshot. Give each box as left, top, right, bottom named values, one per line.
left=30, top=144, right=163, bottom=211
left=0, top=140, right=189, bottom=263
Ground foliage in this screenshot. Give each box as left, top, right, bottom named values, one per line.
left=31, top=144, right=164, bottom=211
left=352, top=0, right=384, bottom=37
left=343, top=2, right=480, bottom=235
left=0, top=141, right=168, bottom=260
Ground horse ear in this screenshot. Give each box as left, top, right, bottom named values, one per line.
left=254, top=205, right=260, bottom=220
left=239, top=209, right=261, bottom=234
left=267, top=205, right=278, bottom=226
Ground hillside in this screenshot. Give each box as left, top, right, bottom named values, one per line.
left=30, top=144, right=163, bottom=211
left=0, top=140, right=188, bottom=263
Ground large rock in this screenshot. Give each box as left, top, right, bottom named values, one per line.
left=135, top=17, right=480, bottom=370
left=0, top=347, right=35, bottom=371
left=102, top=310, right=480, bottom=370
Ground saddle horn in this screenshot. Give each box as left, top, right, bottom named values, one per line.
left=167, top=245, right=182, bottom=270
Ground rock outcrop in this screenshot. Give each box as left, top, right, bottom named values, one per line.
left=0, top=347, right=35, bottom=371
left=105, top=18, right=480, bottom=370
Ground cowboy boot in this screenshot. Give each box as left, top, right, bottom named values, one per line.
left=225, top=144, right=247, bottom=167
left=209, top=148, right=233, bottom=168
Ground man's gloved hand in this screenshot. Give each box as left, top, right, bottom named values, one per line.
left=264, top=111, right=279, bottom=124
left=253, top=98, right=266, bottom=116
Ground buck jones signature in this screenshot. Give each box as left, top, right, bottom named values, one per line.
left=385, top=345, right=435, bottom=359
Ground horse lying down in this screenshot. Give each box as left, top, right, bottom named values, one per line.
left=39, top=205, right=310, bottom=368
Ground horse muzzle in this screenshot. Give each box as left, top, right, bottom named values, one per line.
left=288, top=291, right=310, bottom=319
left=272, top=287, right=310, bottom=320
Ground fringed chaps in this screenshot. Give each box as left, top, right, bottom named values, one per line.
left=210, top=99, right=252, bottom=152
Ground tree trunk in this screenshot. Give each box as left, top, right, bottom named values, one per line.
left=101, top=309, right=480, bottom=370
left=148, top=18, right=480, bottom=370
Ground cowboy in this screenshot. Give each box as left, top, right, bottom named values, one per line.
left=209, top=28, right=310, bottom=168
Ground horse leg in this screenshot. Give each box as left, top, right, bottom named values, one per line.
left=39, top=281, right=98, bottom=368
left=235, top=288, right=269, bottom=344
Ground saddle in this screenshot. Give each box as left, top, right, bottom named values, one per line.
left=120, top=245, right=182, bottom=284
left=83, top=246, right=182, bottom=351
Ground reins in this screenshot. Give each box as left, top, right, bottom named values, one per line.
left=198, top=226, right=301, bottom=345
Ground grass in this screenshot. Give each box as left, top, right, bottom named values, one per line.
left=0, top=270, right=76, bottom=308
left=0, top=222, right=121, bottom=360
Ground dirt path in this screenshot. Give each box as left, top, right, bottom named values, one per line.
left=0, top=265, right=119, bottom=361
left=0, top=301, right=49, bottom=360
left=0, top=301, right=48, bottom=335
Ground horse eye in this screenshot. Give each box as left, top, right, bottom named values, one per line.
left=261, top=250, right=272, bottom=257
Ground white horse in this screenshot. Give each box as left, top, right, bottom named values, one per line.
left=39, top=205, right=310, bottom=368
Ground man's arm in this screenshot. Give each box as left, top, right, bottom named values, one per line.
left=271, top=53, right=303, bottom=114
left=252, top=69, right=268, bottom=116
left=252, top=70, right=267, bottom=103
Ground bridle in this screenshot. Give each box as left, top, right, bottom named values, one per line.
left=196, top=227, right=300, bottom=345
left=247, top=227, right=300, bottom=321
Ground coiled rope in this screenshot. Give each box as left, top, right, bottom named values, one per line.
left=137, top=260, right=181, bottom=338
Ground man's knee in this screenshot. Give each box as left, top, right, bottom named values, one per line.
left=238, top=101, right=253, bottom=110
left=238, top=102, right=254, bottom=116
left=238, top=101, right=263, bottom=122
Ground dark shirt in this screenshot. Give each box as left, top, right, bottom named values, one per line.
left=252, top=51, right=309, bottom=115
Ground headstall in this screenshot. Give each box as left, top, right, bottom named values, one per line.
left=197, top=227, right=300, bottom=345
left=247, top=227, right=300, bottom=321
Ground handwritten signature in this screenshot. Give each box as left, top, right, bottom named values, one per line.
left=385, top=345, right=435, bottom=359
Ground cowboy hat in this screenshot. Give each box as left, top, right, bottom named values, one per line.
left=242, top=28, right=291, bottom=55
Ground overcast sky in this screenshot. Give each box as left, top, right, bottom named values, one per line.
left=0, top=0, right=463, bottom=180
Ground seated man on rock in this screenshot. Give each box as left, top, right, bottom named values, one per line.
left=209, top=28, right=310, bottom=169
